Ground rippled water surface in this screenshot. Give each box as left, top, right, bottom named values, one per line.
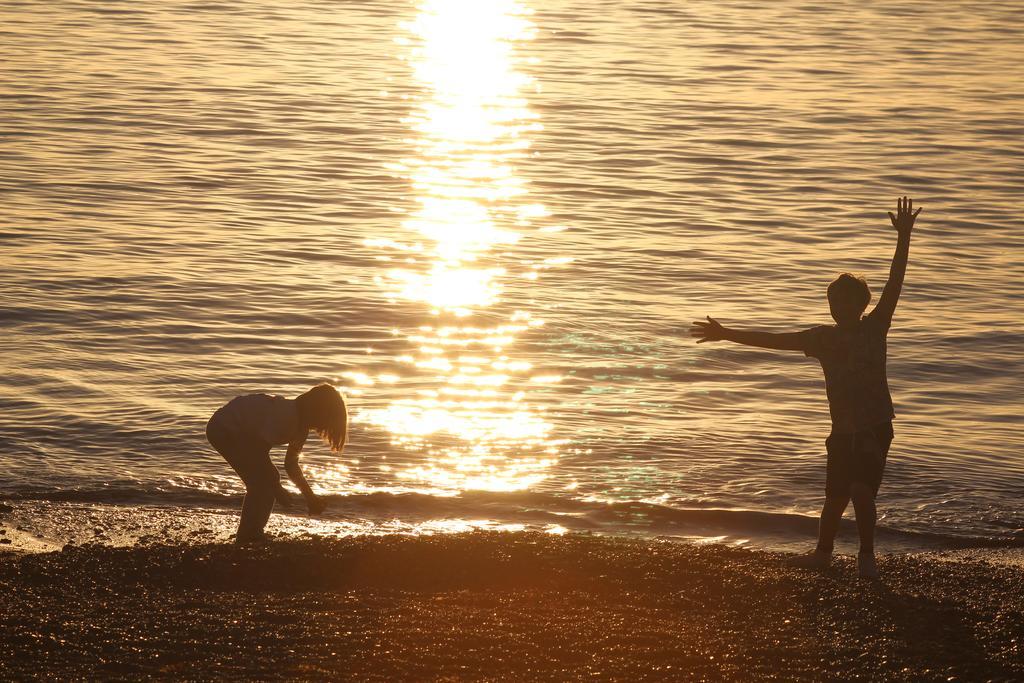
left=3, top=0, right=1023, bottom=547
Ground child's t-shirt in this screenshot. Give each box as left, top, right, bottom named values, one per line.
left=216, top=393, right=304, bottom=446
left=800, top=310, right=895, bottom=435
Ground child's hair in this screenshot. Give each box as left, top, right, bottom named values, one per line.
left=827, top=273, right=871, bottom=315
left=296, top=383, right=348, bottom=452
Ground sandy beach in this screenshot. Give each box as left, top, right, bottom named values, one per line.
left=2, top=528, right=1022, bottom=681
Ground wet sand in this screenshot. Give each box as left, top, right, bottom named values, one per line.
left=2, top=531, right=1022, bottom=681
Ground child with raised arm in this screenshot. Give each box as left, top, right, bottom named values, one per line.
left=691, top=197, right=921, bottom=578
left=205, top=383, right=348, bottom=543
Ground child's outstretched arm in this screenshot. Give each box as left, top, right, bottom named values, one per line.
left=284, top=435, right=327, bottom=515
left=872, top=196, right=921, bottom=325
left=690, top=316, right=806, bottom=351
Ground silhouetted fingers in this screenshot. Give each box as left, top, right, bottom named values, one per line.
left=913, top=206, right=922, bottom=218
left=888, top=211, right=896, bottom=226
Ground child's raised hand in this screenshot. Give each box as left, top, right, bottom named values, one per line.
left=691, top=316, right=726, bottom=343
left=888, top=196, right=921, bottom=235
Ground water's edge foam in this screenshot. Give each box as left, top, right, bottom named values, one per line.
left=3, top=485, right=1020, bottom=552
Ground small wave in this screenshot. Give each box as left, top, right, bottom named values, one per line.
left=3, top=484, right=1021, bottom=551
left=0, top=483, right=236, bottom=507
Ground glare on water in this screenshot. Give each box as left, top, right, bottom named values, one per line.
left=358, top=0, right=562, bottom=493
left=3, top=0, right=1022, bottom=545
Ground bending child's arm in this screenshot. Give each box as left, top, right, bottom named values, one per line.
left=872, top=196, right=920, bottom=325
left=690, top=316, right=806, bottom=351
left=284, top=435, right=327, bottom=515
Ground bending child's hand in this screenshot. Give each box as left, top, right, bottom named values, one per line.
left=887, top=196, right=921, bottom=235
left=306, top=494, right=327, bottom=516
left=691, top=316, right=726, bottom=343
left=275, top=485, right=295, bottom=507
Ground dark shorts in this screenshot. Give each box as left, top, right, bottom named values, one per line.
left=206, top=413, right=279, bottom=493
left=825, top=421, right=893, bottom=498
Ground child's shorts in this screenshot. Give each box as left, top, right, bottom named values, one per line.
left=825, top=421, right=894, bottom=498
left=206, top=411, right=278, bottom=492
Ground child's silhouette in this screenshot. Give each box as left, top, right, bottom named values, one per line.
left=691, top=197, right=921, bottom=578
left=206, top=384, right=347, bottom=543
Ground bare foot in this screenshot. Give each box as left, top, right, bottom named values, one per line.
left=858, top=552, right=880, bottom=579
left=786, top=550, right=832, bottom=570
left=233, top=531, right=268, bottom=546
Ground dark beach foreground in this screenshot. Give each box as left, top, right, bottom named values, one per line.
left=1, top=532, right=1022, bottom=681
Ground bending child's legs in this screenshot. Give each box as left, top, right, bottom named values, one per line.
left=235, top=471, right=276, bottom=540
left=236, top=459, right=280, bottom=542
left=207, top=419, right=278, bottom=542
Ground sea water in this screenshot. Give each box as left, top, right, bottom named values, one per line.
left=3, top=0, right=1023, bottom=549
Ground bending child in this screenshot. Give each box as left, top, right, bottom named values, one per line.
left=691, top=197, right=921, bottom=578
left=206, top=383, right=348, bottom=543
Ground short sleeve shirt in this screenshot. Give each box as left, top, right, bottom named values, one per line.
left=217, top=394, right=303, bottom=446
left=800, top=311, right=894, bottom=434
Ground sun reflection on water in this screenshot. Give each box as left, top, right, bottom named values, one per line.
left=359, top=0, right=562, bottom=493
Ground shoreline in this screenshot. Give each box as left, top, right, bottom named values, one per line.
left=3, top=497, right=1021, bottom=559
left=3, top=531, right=1023, bottom=680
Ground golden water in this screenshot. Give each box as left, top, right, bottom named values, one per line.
left=2, top=0, right=1023, bottom=546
